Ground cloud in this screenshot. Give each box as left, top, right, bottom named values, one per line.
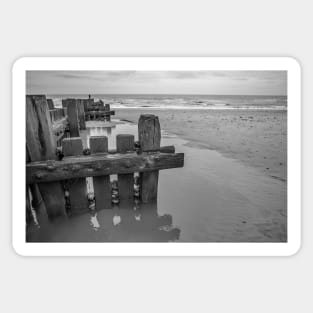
left=26, top=70, right=287, bottom=95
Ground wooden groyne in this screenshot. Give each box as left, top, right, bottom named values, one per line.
left=26, top=95, right=184, bottom=222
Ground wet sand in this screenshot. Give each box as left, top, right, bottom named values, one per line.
left=27, top=116, right=287, bottom=242
left=116, top=109, right=287, bottom=181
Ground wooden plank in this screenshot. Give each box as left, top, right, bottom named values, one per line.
left=62, top=99, right=68, bottom=109
left=66, top=99, right=80, bottom=137
left=138, top=114, right=161, bottom=203
left=26, top=95, right=66, bottom=218
left=90, top=136, right=111, bottom=210
left=77, top=99, right=86, bottom=130
left=62, top=137, right=88, bottom=214
left=105, top=104, right=111, bottom=121
left=55, top=108, right=65, bottom=120
left=50, top=108, right=64, bottom=123
left=85, top=111, right=114, bottom=116
left=47, top=99, right=55, bottom=110
left=107, top=145, right=175, bottom=154
left=27, top=152, right=184, bottom=184
left=116, top=134, right=135, bottom=203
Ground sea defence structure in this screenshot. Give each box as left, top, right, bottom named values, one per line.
left=26, top=95, right=184, bottom=222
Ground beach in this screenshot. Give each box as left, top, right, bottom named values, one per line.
left=28, top=109, right=287, bottom=242
left=116, top=108, right=287, bottom=182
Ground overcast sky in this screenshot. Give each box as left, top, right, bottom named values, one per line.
left=26, top=70, right=287, bottom=95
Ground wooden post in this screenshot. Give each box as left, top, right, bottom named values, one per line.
left=116, top=134, right=134, bottom=203
left=62, top=137, right=88, bottom=214
left=105, top=104, right=111, bottom=121
left=90, top=136, right=111, bottom=210
left=66, top=99, right=80, bottom=137
left=62, top=99, right=68, bottom=109
left=77, top=99, right=86, bottom=130
left=83, top=99, right=88, bottom=112
left=138, top=115, right=161, bottom=203
left=26, top=95, right=66, bottom=218
left=47, top=99, right=55, bottom=110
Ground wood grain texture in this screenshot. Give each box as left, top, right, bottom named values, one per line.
left=26, top=152, right=184, bottom=184
left=47, top=99, right=55, bottom=110
left=66, top=99, right=80, bottom=137
left=77, top=99, right=86, bottom=130
left=138, top=114, right=161, bottom=203
left=26, top=95, right=66, bottom=218
left=62, top=137, right=88, bottom=214
left=116, top=134, right=135, bottom=203
left=90, top=136, right=111, bottom=210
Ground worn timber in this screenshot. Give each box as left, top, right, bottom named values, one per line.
left=26, top=152, right=184, bottom=184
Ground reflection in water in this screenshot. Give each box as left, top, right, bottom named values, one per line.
left=26, top=120, right=181, bottom=242
left=27, top=201, right=181, bottom=242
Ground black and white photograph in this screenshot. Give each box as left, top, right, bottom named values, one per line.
left=2, top=1, right=310, bottom=311
left=24, top=65, right=288, bottom=243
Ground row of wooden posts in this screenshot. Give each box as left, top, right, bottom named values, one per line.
left=26, top=95, right=184, bottom=222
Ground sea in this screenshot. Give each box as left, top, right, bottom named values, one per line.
left=48, top=94, right=287, bottom=110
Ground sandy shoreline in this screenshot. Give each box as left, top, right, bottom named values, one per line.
left=27, top=117, right=287, bottom=242
left=115, top=108, right=287, bottom=182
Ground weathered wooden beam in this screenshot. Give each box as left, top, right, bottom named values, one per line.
left=50, top=108, right=65, bottom=123
left=85, top=111, right=115, bottom=115
left=47, top=99, right=55, bottom=110
left=62, top=137, right=88, bottom=214
left=26, top=95, right=66, bottom=218
left=77, top=99, right=86, bottom=130
left=139, top=115, right=161, bottom=203
left=117, top=134, right=135, bottom=203
left=90, top=136, right=111, bottom=210
left=107, top=145, right=175, bottom=155
left=26, top=152, right=184, bottom=184
left=66, top=99, right=80, bottom=137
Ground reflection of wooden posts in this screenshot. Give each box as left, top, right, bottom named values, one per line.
left=62, top=137, right=88, bottom=214
left=26, top=187, right=32, bottom=224
left=26, top=105, right=184, bottom=224
left=90, top=136, right=111, bottom=210
left=116, top=135, right=135, bottom=203
left=139, top=115, right=161, bottom=203
left=26, top=95, right=66, bottom=219
left=29, top=183, right=42, bottom=210
left=77, top=99, right=86, bottom=130
left=66, top=99, right=80, bottom=137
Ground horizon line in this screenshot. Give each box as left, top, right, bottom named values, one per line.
left=40, top=93, right=287, bottom=97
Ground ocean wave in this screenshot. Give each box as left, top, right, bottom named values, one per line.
left=111, top=104, right=287, bottom=110
left=49, top=95, right=287, bottom=111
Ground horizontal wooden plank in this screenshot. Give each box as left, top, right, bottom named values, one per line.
left=85, top=111, right=115, bottom=115
left=26, top=152, right=184, bottom=184
left=107, top=145, right=175, bottom=154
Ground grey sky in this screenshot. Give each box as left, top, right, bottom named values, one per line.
left=26, top=70, right=287, bottom=95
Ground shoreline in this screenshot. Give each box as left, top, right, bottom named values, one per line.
left=115, top=108, right=287, bottom=182
left=28, top=119, right=287, bottom=242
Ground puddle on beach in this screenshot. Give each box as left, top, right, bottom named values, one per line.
left=27, top=119, right=287, bottom=243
